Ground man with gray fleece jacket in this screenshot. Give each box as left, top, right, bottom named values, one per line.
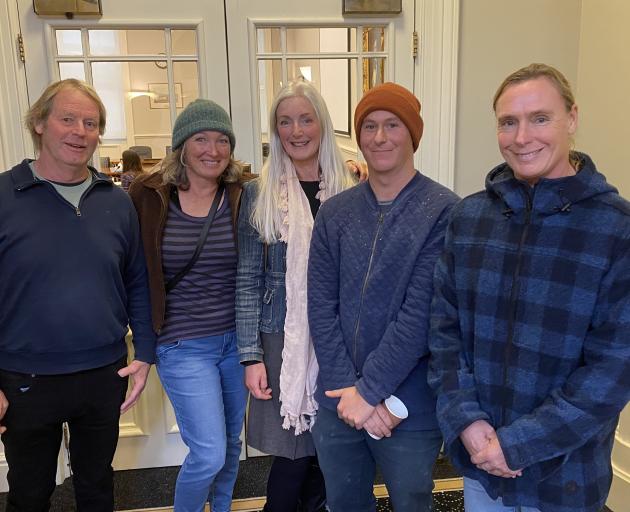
left=308, top=83, right=458, bottom=512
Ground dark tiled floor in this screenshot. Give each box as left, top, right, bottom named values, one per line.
left=0, top=456, right=614, bottom=511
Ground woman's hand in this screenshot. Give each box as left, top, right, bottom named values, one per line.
left=245, top=362, right=272, bottom=400
left=346, top=160, right=369, bottom=182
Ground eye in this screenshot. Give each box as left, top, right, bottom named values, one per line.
left=193, top=135, right=206, bottom=143
left=533, top=115, right=549, bottom=124
left=498, top=118, right=516, bottom=131
left=278, top=119, right=290, bottom=127
left=302, top=117, right=314, bottom=125
left=362, top=122, right=376, bottom=131
left=85, top=120, right=98, bottom=130
left=218, top=137, right=230, bottom=145
left=62, top=117, right=74, bottom=124
left=387, top=121, right=400, bottom=129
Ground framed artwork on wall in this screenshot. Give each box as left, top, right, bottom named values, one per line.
left=148, top=82, right=183, bottom=109
left=342, top=0, right=402, bottom=15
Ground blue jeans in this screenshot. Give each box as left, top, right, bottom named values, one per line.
left=156, top=331, right=247, bottom=512
left=312, top=406, right=442, bottom=512
left=464, top=477, right=541, bottom=512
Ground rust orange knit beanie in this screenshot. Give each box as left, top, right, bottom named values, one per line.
left=354, top=82, right=424, bottom=151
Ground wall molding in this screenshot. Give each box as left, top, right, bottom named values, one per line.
left=414, top=0, right=459, bottom=189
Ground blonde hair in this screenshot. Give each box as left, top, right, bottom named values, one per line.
left=252, top=80, right=354, bottom=243
left=25, top=79, right=107, bottom=151
left=159, top=143, right=242, bottom=190
left=493, top=63, right=580, bottom=170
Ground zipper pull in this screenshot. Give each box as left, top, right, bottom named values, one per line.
left=75, top=207, right=82, bottom=217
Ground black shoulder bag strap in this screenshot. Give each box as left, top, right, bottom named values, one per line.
left=165, top=183, right=225, bottom=294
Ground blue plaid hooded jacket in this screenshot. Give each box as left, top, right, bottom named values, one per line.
left=428, top=153, right=630, bottom=512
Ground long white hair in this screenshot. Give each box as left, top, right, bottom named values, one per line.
left=252, top=80, right=354, bottom=243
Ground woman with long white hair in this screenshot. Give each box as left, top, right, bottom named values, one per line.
left=236, top=80, right=358, bottom=511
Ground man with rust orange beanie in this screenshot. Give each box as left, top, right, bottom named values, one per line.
left=307, top=82, right=459, bottom=511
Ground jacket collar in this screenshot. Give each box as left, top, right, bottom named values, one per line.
left=12, top=158, right=112, bottom=191
left=485, top=152, right=616, bottom=217
left=361, top=171, right=424, bottom=211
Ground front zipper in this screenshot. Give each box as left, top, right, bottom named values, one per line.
left=351, top=211, right=384, bottom=376
left=500, top=186, right=534, bottom=429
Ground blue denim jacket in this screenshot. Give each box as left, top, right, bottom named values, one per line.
left=235, top=179, right=287, bottom=362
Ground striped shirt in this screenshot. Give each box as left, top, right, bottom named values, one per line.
left=158, top=196, right=236, bottom=344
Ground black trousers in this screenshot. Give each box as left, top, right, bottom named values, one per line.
left=264, top=455, right=326, bottom=512
left=0, top=357, right=128, bottom=512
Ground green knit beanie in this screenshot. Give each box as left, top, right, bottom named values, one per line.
left=171, top=99, right=236, bottom=151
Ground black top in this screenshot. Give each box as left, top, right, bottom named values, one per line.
left=299, top=180, right=321, bottom=219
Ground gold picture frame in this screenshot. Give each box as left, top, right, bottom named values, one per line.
left=343, top=0, right=402, bottom=15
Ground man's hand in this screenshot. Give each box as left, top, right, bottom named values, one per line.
left=0, top=390, right=8, bottom=434
left=245, top=363, right=272, bottom=400
left=363, top=402, right=401, bottom=439
left=460, top=419, right=497, bottom=457
left=471, top=436, right=522, bottom=478
left=118, top=360, right=151, bottom=414
left=325, top=386, right=374, bottom=429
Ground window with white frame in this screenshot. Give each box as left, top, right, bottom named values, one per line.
left=52, top=27, right=200, bottom=165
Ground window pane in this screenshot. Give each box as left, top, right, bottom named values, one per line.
left=56, top=30, right=82, bottom=56
left=173, top=61, right=199, bottom=112
left=257, top=59, right=283, bottom=140
left=362, top=27, right=386, bottom=52
left=172, top=30, right=197, bottom=55
left=59, top=62, right=85, bottom=81
left=257, top=28, right=282, bottom=53
left=362, top=57, right=386, bottom=92
left=129, top=62, right=170, bottom=156
left=89, top=30, right=165, bottom=56
left=286, top=28, right=320, bottom=53
left=318, top=28, right=352, bottom=53
left=92, top=62, right=128, bottom=140
left=319, top=58, right=353, bottom=134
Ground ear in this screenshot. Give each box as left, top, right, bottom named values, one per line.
left=567, top=104, right=578, bottom=135
left=34, top=120, right=45, bottom=135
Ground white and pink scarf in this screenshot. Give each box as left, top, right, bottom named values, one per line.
left=277, top=164, right=330, bottom=434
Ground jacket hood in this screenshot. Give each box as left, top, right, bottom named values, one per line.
left=485, top=152, right=618, bottom=217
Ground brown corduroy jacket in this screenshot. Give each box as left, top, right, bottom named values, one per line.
left=129, top=170, right=256, bottom=334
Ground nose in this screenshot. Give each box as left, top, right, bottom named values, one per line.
left=374, top=124, right=387, bottom=144
left=514, top=122, right=531, bottom=146
left=291, top=120, right=304, bottom=137
left=72, top=120, right=86, bottom=136
left=206, top=141, right=220, bottom=155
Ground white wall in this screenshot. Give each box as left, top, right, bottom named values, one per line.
left=575, top=0, right=630, bottom=198
left=454, top=0, right=581, bottom=197
left=576, top=2, right=630, bottom=508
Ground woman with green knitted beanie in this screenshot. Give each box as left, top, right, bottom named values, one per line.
left=129, top=98, right=252, bottom=512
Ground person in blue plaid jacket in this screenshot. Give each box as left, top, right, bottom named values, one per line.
left=428, top=63, right=630, bottom=512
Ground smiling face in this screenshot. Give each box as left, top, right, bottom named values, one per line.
left=35, top=87, right=101, bottom=180
left=495, top=77, right=577, bottom=185
left=275, top=96, right=322, bottom=172
left=182, top=130, right=231, bottom=186
left=359, top=110, right=414, bottom=176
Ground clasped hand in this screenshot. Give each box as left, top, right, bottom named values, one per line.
left=460, top=420, right=522, bottom=478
